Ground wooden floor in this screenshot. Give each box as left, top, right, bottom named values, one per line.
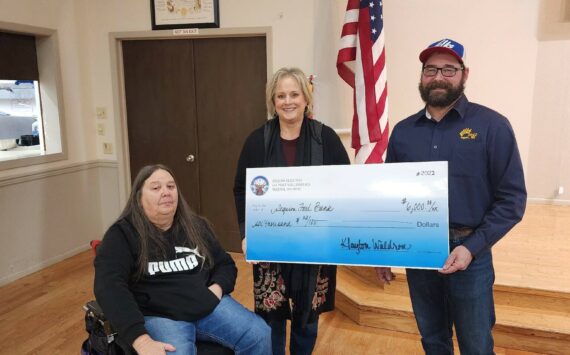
left=493, top=204, right=570, bottom=294
left=0, top=204, right=567, bottom=354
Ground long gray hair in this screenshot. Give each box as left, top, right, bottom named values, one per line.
left=119, top=164, right=213, bottom=278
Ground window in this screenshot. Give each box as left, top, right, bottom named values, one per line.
left=0, top=80, right=43, bottom=160
left=0, top=24, right=66, bottom=169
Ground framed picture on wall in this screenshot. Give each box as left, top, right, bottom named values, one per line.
left=151, top=0, right=220, bottom=30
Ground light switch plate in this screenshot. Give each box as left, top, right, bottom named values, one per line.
left=103, top=142, right=113, bottom=154
left=96, top=107, right=107, bottom=119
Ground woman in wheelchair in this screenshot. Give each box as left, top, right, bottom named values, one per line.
left=94, top=164, right=271, bottom=355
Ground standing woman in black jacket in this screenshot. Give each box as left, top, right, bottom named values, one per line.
left=95, top=164, right=271, bottom=355
left=233, top=67, right=350, bottom=355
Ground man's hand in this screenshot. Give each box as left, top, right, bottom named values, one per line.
left=375, top=267, right=395, bottom=284
left=439, top=245, right=473, bottom=274
left=132, top=334, right=176, bottom=355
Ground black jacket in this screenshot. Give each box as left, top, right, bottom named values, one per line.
left=94, top=218, right=237, bottom=346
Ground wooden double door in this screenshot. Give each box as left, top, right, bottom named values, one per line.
left=122, top=36, right=267, bottom=251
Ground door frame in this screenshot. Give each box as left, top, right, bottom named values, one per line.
left=109, top=27, right=273, bottom=205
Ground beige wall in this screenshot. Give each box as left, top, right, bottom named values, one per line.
left=527, top=40, right=570, bottom=201
left=0, top=0, right=568, bottom=284
left=0, top=162, right=119, bottom=285
left=383, top=0, right=538, bottom=172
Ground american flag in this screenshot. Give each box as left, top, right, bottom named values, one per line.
left=337, top=0, right=389, bottom=164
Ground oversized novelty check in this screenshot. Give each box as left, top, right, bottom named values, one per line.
left=245, top=162, right=449, bottom=269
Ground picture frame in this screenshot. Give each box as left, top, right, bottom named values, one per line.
left=151, top=0, right=220, bottom=30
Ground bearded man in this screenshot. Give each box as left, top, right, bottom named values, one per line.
left=375, top=39, right=527, bottom=355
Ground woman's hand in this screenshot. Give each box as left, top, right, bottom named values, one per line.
left=208, top=283, right=223, bottom=300
left=132, top=334, right=176, bottom=355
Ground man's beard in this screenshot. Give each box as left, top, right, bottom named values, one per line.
left=418, top=79, right=465, bottom=107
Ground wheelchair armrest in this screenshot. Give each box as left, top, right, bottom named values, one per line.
left=84, top=300, right=115, bottom=336
left=84, top=300, right=105, bottom=319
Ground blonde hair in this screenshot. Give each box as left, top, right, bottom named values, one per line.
left=265, top=67, right=313, bottom=118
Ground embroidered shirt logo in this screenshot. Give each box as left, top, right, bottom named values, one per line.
left=459, top=128, right=478, bottom=140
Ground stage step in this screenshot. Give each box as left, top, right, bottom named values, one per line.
left=336, top=266, right=570, bottom=355
left=345, top=266, right=570, bottom=305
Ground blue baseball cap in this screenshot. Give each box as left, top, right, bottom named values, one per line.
left=419, top=38, right=465, bottom=64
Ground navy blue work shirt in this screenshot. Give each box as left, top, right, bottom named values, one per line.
left=386, top=95, right=527, bottom=257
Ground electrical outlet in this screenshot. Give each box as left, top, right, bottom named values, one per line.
left=96, top=107, right=107, bottom=119
left=103, top=142, right=113, bottom=154
left=97, top=123, right=105, bottom=136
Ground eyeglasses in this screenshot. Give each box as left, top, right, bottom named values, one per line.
left=422, top=66, right=464, bottom=77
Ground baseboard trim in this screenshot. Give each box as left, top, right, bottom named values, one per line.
left=528, top=197, right=570, bottom=206
left=0, top=243, right=91, bottom=287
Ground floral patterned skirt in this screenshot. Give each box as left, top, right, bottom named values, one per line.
left=252, top=262, right=336, bottom=322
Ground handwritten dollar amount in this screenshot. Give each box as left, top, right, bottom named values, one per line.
left=252, top=215, right=326, bottom=228
left=295, top=215, right=325, bottom=227
left=401, top=198, right=439, bottom=214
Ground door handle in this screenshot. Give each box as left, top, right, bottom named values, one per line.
left=186, top=154, right=195, bottom=163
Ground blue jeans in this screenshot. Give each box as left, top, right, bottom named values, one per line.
left=268, top=318, right=319, bottom=355
left=406, top=241, right=496, bottom=355
left=144, top=295, right=271, bottom=355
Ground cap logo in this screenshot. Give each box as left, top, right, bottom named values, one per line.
left=420, top=38, right=465, bottom=64
left=434, top=39, right=455, bottom=49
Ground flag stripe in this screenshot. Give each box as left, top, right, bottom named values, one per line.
left=343, top=9, right=360, bottom=28
left=339, top=35, right=357, bottom=52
